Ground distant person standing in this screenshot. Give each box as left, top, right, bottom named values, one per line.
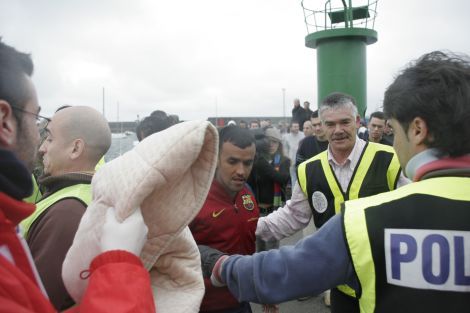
left=302, top=120, right=314, bottom=137
left=136, top=110, right=175, bottom=141
left=366, top=111, right=392, bottom=145
left=239, top=120, right=248, bottom=129
left=283, top=121, right=304, bottom=184
left=292, top=98, right=307, bottom=128
left=250, top=120, right=260, bottom=129
left=248, top=127, right=290, bottom=251
left=383, top=118, right=394, bottom=144
left=303, top=101, right=314, bottom=125
left=296, top=110, right=329, bottom=166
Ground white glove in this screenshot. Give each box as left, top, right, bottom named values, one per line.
left=100, top=207, right=148, bottom=256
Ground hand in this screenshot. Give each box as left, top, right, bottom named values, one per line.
left=100, top=207, right=148, bottom=256
left=198, top=245, right=228, bottom=287
left=198, top=245, right=226, bottom=278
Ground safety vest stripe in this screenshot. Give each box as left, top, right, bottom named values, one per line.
left=23, top=175, right=42, bottom=204
left=319, top=153, right=345, bottom=214
left=20, top=184, right=92, bottom=238
left=298, top=160, right=308, bottom=195
left=343, top=198, right=376, bottom=312
left=348, top=145, right=375, bottom=201
left=387, top=154, right=401, bottom=190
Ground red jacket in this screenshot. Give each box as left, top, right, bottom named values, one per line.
left=0, top=192, right=156, bottom=313
left=189, top=180, right=259, bottom=312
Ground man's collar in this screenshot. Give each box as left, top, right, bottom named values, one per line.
left=328, top=137, right=364, bottom=168
left=405, top=149, right=440, bottom=180
left=407, top=149, right=470, bottom=181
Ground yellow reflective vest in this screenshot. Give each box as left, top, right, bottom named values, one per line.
left=23, top=175, right=42, bottom=204
left=20, top=184, right=92, bottom=238
left=297, top=142, right=401, bottom=228
left=297, top=142, right=401, bottom=298
left=343, top=176, right=470, bottom=313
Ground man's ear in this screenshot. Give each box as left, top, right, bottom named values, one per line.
left=70, top=138, right=85, bottom=160
left=0, top=100, right=17, bottom=147
left=355, top=115, right=361, bottom=128
left=408, top=117, right=429, bottom=146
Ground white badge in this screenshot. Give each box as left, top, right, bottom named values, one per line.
left=312, top=191, right=328, bottom=213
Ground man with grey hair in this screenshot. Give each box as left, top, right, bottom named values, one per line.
left=201, top=50, right=470, bottom=313
left=254, top=92, right=408, bottom=312
left=21, top=106, right=111, bottom=311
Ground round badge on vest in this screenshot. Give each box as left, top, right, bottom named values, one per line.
left=312, top=191, right=328, bottom=213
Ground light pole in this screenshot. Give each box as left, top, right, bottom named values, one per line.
left=215, top=96, right=218, bottom=127
left=102, top=87, right=106, bottom=119
left=282, top=88, right=286, bottom=125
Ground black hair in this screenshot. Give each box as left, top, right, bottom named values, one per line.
left=0, top=38, right=34, bottom=127
left=250, top=120, right=260, bottom=127
left=311, top=110, right=319, bottom=118
left=383, top=51, right=470, bottom=156
left=136, top=110, right=175, bottom=141
left=369, top=111, right=385, bottom=120
left=218, top=125, right=255, bottom=151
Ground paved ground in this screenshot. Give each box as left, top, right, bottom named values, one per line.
left=251, top=229, right=330, bottom=313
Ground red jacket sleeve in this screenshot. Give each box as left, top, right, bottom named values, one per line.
left=66, top=250, right=156, bottom=313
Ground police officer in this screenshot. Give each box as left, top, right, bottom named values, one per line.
left=201, top=51, right=470, bottom=313
left=256, top=92, right=409, bottom=311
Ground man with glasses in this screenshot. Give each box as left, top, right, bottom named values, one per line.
left=0, top=39, right=155, bottom=312
left=20, top=105, right=112, bottom=310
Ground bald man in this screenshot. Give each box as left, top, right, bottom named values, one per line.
left=21, top=106, right=111, bottom=311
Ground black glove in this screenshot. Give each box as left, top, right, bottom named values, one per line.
left=198, top=245, right=226, bottom=278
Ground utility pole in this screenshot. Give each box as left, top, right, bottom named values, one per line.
left=215, top=96, right=218, bottom=127
left=282, top=88, right=286, bottom=125
left=102, top=87, right=106, bottom=118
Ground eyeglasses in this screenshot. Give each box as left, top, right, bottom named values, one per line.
left=10, top=105, right=51, bottom=130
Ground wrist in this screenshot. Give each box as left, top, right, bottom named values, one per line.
left=90, top=250, right=143, bottom=273
left=211, top=255, right=229, bottom=287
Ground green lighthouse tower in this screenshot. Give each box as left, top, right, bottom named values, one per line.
left=301, top=0, right=378, bottom=117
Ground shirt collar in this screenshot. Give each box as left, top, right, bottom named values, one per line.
left=328, top=137, right=366, bottom=170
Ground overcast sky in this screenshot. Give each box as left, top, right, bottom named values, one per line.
left=1, top=0, right=470, bottom=122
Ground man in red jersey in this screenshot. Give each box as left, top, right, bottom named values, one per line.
left=190, top=125, right=259, bottom=313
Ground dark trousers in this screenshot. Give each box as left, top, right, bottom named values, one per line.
left=331, top=287, right=359, bottom=313
left=200, top=302, right=252, bottom=313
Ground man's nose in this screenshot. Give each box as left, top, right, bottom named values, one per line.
left=38, top=141, right=47, bottom=154
left=235, top=163, right=246, bottom=176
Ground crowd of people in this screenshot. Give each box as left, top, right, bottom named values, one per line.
left=1, top=36, right=470, bottom=313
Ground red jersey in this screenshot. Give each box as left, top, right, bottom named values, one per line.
left=190, top=180, right=259, bottom=312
